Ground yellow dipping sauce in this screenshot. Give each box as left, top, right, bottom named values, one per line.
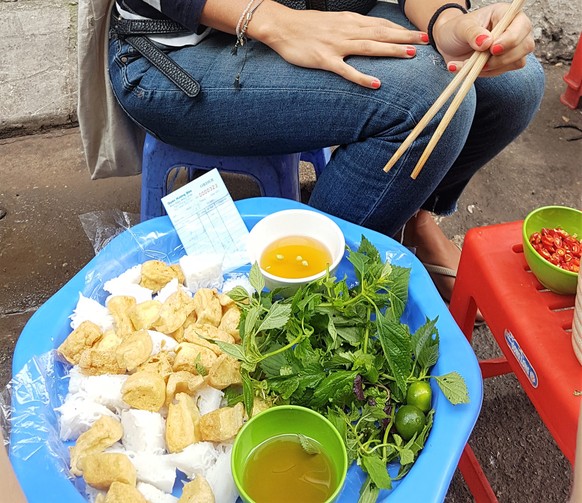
left=243, top=434, right=336, bottom=503
left=260, top=236, right=333, bottom=279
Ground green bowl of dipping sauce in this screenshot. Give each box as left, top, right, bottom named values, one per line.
left=231, top=405, right=348, bottom=503
left=522, top=205, right=582, bottom=295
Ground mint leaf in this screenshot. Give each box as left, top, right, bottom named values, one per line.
left=243, top=304, right=261, bottom=338
left=347, top=251, right=369, bottom=285
left=361, top=455, right=392, bottom=490
left=248, top=262, right=265, bottom=293
left=242, top=371, right=255, bottom=417
left=297, top=434, right=321, bottom=455
left=434, top=372, right=470, bottom=404
left=357, top=235, right=381, bottom=263
left=399, top=448, right=415, bottom=465
left=387, top=266, right=410, bottom=320
left=226, top=285, right=250, bottom=302
left=214, top=341, right=246, bottom=361
left=358, top=476, right=381, bottom=503
left=411, top=318, right=439, bottom=369
left=309, top=370, right=358, bottom=408
left=376, top=311, right=411, bottom=395
left=257, top=303, right=291, bottom=332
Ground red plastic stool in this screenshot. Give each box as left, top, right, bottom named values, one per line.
left=561, top=33, right=582, bottom=109
left=449, top=222, right=582, bottom=501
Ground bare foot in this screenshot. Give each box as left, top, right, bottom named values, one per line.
left=402, top=210, right=460, bottom=302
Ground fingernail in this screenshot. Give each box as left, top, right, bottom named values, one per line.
left=371, top=79, right=381, bottom=89
left=491, top=44, right=504, bottom=55
left=420, top=33, right=429, bottom=43
left=475, top=34, right=488, bottom=46
left=406, top=46, right=416, bottom=56
left=448, top=63, right=457, bottom=72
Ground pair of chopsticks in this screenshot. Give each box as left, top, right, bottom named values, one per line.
left=383, top=0, right=526, bottom=179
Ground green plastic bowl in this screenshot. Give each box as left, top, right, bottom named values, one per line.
left=522, top=206, right=582, bottom=295
left=231, top=405, right=348, bottom=503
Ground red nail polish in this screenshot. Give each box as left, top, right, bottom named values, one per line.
left=371, top=79, right=381, bottom=89
left=420, top=33, right=429, bottom=43
left=491, top=44, right=504, bottom=55
left=475, top=34, right=488, bottom=46
left=448, top=63, right=457, bottom=72
left=406, top=47, right=416, bottom=56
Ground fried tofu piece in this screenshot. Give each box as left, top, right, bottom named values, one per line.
left=218, top=304, right=241, bottom=343
left=69, top=416, right=123, bottom=476
left=206, top=354, right=242, bottom=390
left=166, top=371, right=205, bottom=406
left=129, top=300, right=162, bottom=331
left=199, top=402, right=244, bottom=443
left=140, top=260, right=182, bottom=292
left=80, top=453, right=136, bottom=490
left=183, top=324, right=234, bottom=356
left=121, top=371, right=166, bottom=411
left=173, top=343, right=217, bottom=376
left=78, top=348, right=125, bottom=376
left=192, top=289, right=222, bottom=327
left=58, top=321, right=103, bottom=365
left=94, top=330, right=122, bottom=351
left=137, top=352, right=174, bottom=382
left=107, top=296, right=137, bottom=339
left=182, top=310, right=198, bottom=331
left=165, top=392, right=201, bottom=453
left=105, top=482, right=147, bottom=503
left=170, top=264, right=185, bottom=286
left=178, top=475, right=215, bottom=503
left=115, top=329, right=153, bottom=372
left=153, top=290, right=196, bottom=334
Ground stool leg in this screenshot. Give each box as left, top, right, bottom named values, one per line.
left=480, top=358, right=512, bottom=379
left=458, top=444, right=499, bottom=503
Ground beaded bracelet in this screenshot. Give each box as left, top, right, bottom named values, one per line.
left=427, top=3, right=468, bottom=53
left=232, top=0, right=265, bottom=55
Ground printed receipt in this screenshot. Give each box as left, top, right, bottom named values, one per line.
left=161, top=169, right=250, bottom=271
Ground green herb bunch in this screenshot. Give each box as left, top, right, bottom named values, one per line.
left=217, top=236, right=469, bottom=502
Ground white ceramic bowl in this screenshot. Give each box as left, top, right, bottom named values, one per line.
left=247, top=209, right=346, bottom=292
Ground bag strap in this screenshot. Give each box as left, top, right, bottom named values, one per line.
left=110, top=12, right=201, bottom=98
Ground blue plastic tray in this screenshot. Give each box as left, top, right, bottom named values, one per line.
left=10, top=197, right=482, bottom=503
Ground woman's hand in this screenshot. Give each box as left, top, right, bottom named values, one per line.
left=253, top=8, right=429, bottom=89
left=432, top=3, right=535, bottom=77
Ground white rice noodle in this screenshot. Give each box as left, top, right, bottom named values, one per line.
left=166, top=442, right=219, bottom=479
left=148, top=330, right=178, bottom=355
left=137, top=482, right=179, bottom=503
left=67, top=367, right=129, bottom=413
left=155, top=278, right=181, bottom=304
left=127, top=452, right=177, bottom=493
left=105, top=282, right=152, bottom=305
left=205, top=444, right=239, bottom=503
left=55, top=393, right=117, bottom=441
left=179, top=253, right=224, bottom=292
left=221, top=273, right=254, bottom=296
left=121, top=409, right=166, bottom=455
left=103, top=264, right=142, bottom=294
left=194, top=385, right=224, bottom=416
left=69, top=293, right=114, bottom=332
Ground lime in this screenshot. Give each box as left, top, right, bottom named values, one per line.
left=394, top=405, right=426, bottom=440
left=406, top=381, right=432, bottom=413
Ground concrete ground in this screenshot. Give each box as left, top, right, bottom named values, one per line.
left=0, top=62, right=580, bottom=501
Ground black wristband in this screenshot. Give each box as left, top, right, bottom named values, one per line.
left=398, top=1, right=471, bottom=18
left=427, top=3, right=468, bottom=52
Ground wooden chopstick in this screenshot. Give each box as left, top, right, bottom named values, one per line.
left=383, top=0, right=526, bottom=179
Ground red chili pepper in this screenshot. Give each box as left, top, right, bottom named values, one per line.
left=529, top=226, right=582, bottom=272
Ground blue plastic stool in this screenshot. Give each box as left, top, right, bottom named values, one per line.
left=141, top=134, right=331, bottom=221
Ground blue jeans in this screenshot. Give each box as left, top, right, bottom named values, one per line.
left=108, top=2, right=545, bottom=237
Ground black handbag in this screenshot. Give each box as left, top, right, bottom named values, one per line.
left=276, top=0, right=377, bottom=15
